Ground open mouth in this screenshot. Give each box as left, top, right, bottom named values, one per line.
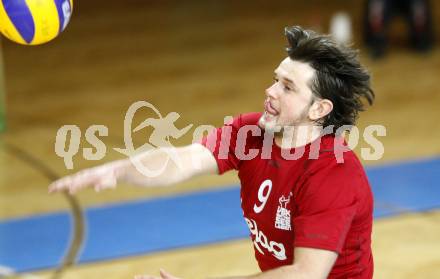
left=264, top=101, right=279, bottom=117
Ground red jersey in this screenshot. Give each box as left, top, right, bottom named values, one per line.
left=201, top=113, right=373, bottom=279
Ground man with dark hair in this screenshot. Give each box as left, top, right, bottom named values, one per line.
left=50, top=26, right=375, bottom=279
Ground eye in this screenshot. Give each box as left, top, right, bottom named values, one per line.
left=284, top=85, right=292, bottom=91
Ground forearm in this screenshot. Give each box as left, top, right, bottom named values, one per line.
left=117, top=147, right=194, bottom=187
left=118, top=144, right=217, bottom=188
left=211, top=265, right=310, bottom=279
left=48, top=143, right=217, bottom=194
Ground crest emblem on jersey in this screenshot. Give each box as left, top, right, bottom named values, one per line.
left=275, top=193, right=293, bottom=231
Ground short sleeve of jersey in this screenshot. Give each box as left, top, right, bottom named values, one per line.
left=199, top=113, right=261, bottom=175
left=293, top=156, right=361, bottom=253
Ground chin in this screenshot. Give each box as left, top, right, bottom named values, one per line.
left=258, top=112, right=279, bottom=132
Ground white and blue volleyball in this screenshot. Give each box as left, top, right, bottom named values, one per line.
left=0, top=0, right=73, bottom=45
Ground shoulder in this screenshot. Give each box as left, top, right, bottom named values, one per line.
left=307, top=150, right=365, bottom=178
left=298, top=140, right=370, bottom=200
left=306, top=135, right=365, bottom=177
left=231, top=112, right=262, bottom=128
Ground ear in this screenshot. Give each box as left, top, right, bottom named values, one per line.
left=308, top=99, right=333, bottom=121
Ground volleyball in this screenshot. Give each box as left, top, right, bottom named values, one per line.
left=0, top=0, right=73, bottom=45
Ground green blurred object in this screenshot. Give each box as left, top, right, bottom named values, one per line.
left=0, top=38, right=5, bottom=132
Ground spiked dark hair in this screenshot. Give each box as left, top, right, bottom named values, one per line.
left=285, top=26, right=374, bottom=130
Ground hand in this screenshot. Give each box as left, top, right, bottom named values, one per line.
left=134, top=269, right=181, bottom=279
left=48, top=160, right=127, bottom=194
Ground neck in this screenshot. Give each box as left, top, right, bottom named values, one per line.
left=274, top=125, right=323, bottom=149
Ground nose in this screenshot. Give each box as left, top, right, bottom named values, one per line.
left=265, top=82, right=278, bottom=99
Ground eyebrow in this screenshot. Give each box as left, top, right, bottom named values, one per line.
left=274, top=71, right=298, bottom=90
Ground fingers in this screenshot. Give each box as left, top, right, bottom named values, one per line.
left=48, top=171, right=92, bottom=194
left=160, top=269, right=179, bottom=279
left=134, top=269, right=179, bottom=279
left=48, top=174, right=76, bottom=194
left=48, top=164, right=118, bottom=194
left=134, top=276, right=159, bottom=279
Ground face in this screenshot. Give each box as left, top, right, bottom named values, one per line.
left=259, top=57, right=317, bottom=133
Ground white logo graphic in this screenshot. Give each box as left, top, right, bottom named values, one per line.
left=245, top=217, right=286, bottom=261
left=275, top=193, right=293, bottom=231
left=254, top=179, right=272, bottom=213
left=114, top=101, right=193, bottom=177
left=54, top=100, right=387, bottom=170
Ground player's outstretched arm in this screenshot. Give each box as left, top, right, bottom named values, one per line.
left=214, top=247, right=337, bottom=279
left=48, top=143, right=218, bottom=194
left=135, top=247, right=337, bottom=279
